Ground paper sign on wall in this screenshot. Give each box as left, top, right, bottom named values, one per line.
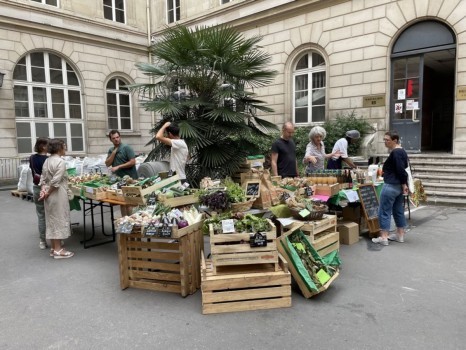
left=395, top=103, right=403, bottom=114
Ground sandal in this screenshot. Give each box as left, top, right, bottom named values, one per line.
left=50, top=249, right=54, bottom=257
left=53, top=248, right=74, bottom=259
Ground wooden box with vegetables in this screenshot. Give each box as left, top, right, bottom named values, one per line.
left=207, top=214, right=279, bottom=274
left=121, top=175, right=180, bottom=205
left=116, top=205, right=205, bottom=297
left=277, top=223, right=340, bottom=298
left=201, top=252, right=291, bottom=314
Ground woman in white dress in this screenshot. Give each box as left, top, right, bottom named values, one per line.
left=39, top=139, right=74, bottom=259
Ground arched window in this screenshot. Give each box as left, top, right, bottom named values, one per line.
left=293, top=51, right=326, bottom=124
left=13, top=52, right=84, bottom=154
left=106, top=78, right=132, bottom=130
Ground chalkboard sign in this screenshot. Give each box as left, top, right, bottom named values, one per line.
left=358, top=184, right=379, bottom=220
left=245, top=181, right=260, bottom=198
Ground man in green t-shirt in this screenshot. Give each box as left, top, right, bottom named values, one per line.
left=105, top=130, right=138, bottom=179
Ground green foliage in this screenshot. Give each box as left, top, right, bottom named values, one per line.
left=130, top=25, right=278, bottom=186
left=322, top=110, right=375, bottom=155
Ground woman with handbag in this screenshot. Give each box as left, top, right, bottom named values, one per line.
left=39, top=139, right=74, bottom=259
left=30, top=138, right=49, bottom=250
left=372, top=131, right=409, bottom=246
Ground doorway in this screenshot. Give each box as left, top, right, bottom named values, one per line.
left=390, top=21, right=456, bottom=153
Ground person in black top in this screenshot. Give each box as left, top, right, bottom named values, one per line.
left=30, top=137, right=49, bottom=250
left=372, top=131, right=409, bottom=246
left=271, top=122, right=298, bottom=178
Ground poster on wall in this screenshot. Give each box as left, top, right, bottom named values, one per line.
left=397, top=89, right=406, bottom=100
left=395, top=103, right=403, bottom=114
left=406, top=100, right=414, bottom=110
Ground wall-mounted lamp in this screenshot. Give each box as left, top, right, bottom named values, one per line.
left=0, top=72, right=5, bottom=88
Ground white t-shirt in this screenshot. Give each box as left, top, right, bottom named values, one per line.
left=331, top=138, right=349, bottom=160
left=170, top=139, right=188, bottom=180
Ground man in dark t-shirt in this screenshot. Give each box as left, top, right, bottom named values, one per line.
left=271, top=122, right=298, bottom=178
left=105, top=130, right=138, bottom=179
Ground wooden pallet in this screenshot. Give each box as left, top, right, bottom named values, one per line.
left=209, top=219, right=279, bottom=274
left=118, top=223, right=204, bottom=297
left=201, top=253, right=291, bottom=314
left=11, top=190, right=32, bottom=201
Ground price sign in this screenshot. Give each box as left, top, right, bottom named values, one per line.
left=221, top=219, right=235, bottom=233
left=250, top=232, right=267, bottom=247
left=305, top=186, right=313, bottom=197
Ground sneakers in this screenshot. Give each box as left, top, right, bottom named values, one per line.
left=388, top=233, right=404, bottom=243
left=372, top=237, right=389, bottom=246
left=39, top=240, right=47, bottom=250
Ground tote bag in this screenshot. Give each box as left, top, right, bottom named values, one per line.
left=405, top=162, right=415, bottom=194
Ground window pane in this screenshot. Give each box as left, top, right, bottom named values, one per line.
left=115, top=0, right=125, bottom=10
left=13, top=64, right=27, bottom=81
left=31, top=67, right=46, bottom=82
left=295, top=108, right=308, bottom=124
left=312, top=53, right=325, bottom=67
left=47, top=0, right=58, bottom=5
left=52, top=104, right=65, bottom=118
left=54, top=123, right=66, bottom=137
left=18, top=138, right=32, bottom=154
left=104, top=6, right=112, bottom=20
left=50, top=69, right=63, bottom=84
left=107, top=93, right=117, bottom=105
left=296, top=55, right=308, bottom=70
left=68, top=90, right=81, bottom=104
left=119, top=94, right=130, bottom=106
left=393, top=59, right=405, bottom=79
left=407, top=57, right=420, bottom=77
left=295, top=75, right=308, bottom=91
left=70, top=123, right=83, bottom=137
left=393, top=80, right=405, bottom=99
left=168, top=10, right=174, bottom=23
left=33, top=87, right=47, bottom=118
left=30, top=52, right=44, bottom=67
left=103, top=0, right=112, bottom=5
left=35, top=123, right=49, bottom=138
left=14, top=86, right=28, bottom=101
left=116, top=9, right=125, bottom=23
left=51, top=89, right=64, bottom=103
left=108, top=117, right=118, bottom=129
left=120, top=106, right=130, bottom=118
left=312, top=71, right=325, bottom=89
left=33, top=87, right=47, bottom=102
left=16, top=122, right=31, bottom=137
left=168, top=0, right=174, bottom=11
left=295, top=91, right=308, bottom=107
left=107, top=105, right=118, bottom=118
left=49, top=54, right=62, bottom=69
left=107, top=79, right=116, bottom=89
left=312, top=89, right=325, bottom=105
left=71, top=137, right=83, bottom=152
left=175, top=7, right=180, bottom=21
left=67, top=70, right=79, bottom=86
left=69, top=104, right=82, bottom=119
left=406, top=78, right=419, bottom=99
left=119, top=79, right=128, bottom=89
left=312, top=106, right=325, bottom=122
left=121, top=118, right=131, bottom=130
left=15, top=101, right=29, bottom=118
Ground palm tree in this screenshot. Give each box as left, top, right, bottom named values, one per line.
left=130, top=25, right=278, bottom=186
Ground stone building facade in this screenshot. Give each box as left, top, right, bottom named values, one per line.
left=151, top=0, right=466, bottom=155
left=0, top=0, right=153, bottom=162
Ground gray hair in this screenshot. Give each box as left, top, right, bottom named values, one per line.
left=308, top=126, right=327, bottom=140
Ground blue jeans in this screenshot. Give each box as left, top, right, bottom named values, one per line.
left=33, top=185, right=46, bottom=241
left=378, top=183, right=406, bottom=231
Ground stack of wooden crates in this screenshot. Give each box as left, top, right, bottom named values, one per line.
left=300, top=215, right=340, bottom=257
left=201, top=220, right=292, bottom=314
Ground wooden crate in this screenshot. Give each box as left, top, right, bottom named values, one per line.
left=122, top=175, right=180, bottom=205
left=118, top=221, right=204, bottom=297
left=82, top=185, right=108, bottom=200
left=130, top=219, right=204, bottom=239
left=314, top=184, right=340, bottom=196
left=300, top=215, right=337, bottom=240
left=157, top=192, right=198, bottom=208
left=277, top=222, right=339, bottom=298
left=309, top=230, right=340, bottom=257
left=201, top=253, right=291, bottom=314
left=209, top=219, right=278, bottom=274
left=107, top=189, right=125, bottom=201
left=69, top=184, right=82, bottom=197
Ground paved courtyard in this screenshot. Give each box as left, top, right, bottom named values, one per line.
left=0, top=190, right=465, bottom=349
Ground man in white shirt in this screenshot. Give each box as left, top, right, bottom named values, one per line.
left=156, top=122, right=189, bottom=182
left=327, top=130, right=360, bottom=169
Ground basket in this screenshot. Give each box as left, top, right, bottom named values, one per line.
left=230, top=198, right=255, bottom=212
left=289, top=206, right=328, bottom=221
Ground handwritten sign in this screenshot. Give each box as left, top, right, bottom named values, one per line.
left=358, top=184, right=379, bottom=220
left=245, top=181, right=260, bottom=198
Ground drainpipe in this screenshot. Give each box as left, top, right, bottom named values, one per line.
left=146, top=0, right=155, bottom=128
